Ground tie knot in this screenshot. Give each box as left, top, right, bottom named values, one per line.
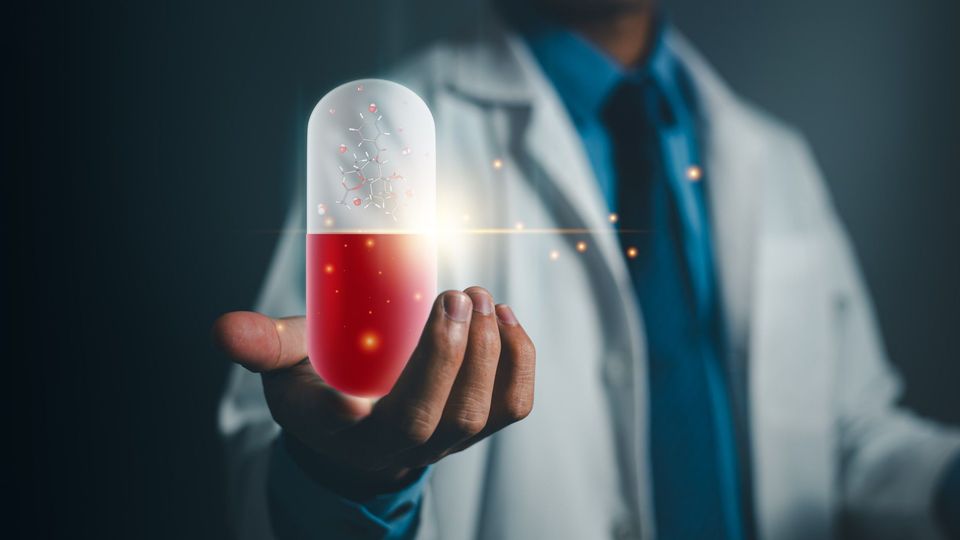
left=601, top=77, right=673, bottom=139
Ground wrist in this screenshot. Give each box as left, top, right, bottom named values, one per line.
left=281, top=432, right=421, bottom=501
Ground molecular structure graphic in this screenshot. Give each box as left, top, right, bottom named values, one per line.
left=336, top=106, right=408, bottom=220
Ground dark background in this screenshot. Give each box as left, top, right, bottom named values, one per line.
left=5, top=0, right=958, bottom=537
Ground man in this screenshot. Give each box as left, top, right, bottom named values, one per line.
left=215, top=0, right=960, bottom=538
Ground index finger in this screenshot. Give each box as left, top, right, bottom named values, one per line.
left=213, top=311, right=306, bottom=372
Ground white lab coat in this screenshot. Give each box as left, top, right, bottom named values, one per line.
left=218, top=22, right=960, bottom=540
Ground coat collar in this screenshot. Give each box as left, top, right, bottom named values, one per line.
left=445, top=20, right=763, bottom=358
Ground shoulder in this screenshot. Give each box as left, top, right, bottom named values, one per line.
left=669, top=29, right=836, bottom=234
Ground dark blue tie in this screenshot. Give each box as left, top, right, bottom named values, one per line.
left=604, top=78, right=736, bottom=540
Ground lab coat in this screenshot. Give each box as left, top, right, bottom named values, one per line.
left=218, top=23, right=960, bottom=540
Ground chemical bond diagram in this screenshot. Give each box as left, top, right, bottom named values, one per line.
left=335, top=103, right=408, bottom=220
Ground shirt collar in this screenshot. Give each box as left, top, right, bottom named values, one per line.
left=512, top=10, right=678, bottom=126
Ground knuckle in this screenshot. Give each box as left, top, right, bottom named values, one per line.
left=427, top=331, right=466, bottom=370
left=470, top=329, right=502, bottom=360
left=503, top=394, right=534, bottom=423
left=517, top=335, right=537, bottom=363
left=394, top=404, right=436, bottom=446
left=505, top=333, right=535, bottom=362
left=448, top=400, right=489, bottom=437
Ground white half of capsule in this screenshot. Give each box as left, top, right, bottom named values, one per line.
left=307, top=79, right=436, bottom=233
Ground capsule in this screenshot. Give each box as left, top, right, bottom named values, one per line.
left=306, top=79, right=437, bottom=397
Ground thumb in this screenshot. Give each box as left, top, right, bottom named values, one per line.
left=213, top=311, right=307, bottom=372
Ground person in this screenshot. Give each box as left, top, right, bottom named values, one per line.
left=214, top=0, right=960, bottom=538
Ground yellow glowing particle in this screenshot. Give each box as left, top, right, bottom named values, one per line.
left=324, top=216, right=335, bottom=227
left=576, top=241, right=587, bottom=253
left=365, top=238, right=375, bottom=248
left=626, top=246, right=638, bottom=259
left=324, top=263, right=335, bottom=274
left=515, top=221, right=525, bottom=231
left=359, top=331, right=380, bottom=352
left=686, top=165, right=702, bottom=181
left=492, top=158, right=503, bottom=170
left=608, top=213, right=618, bottom=224
left=549, top=250, right=560, bottom=261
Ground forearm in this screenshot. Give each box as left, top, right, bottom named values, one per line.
left=267, top=433, right=430, bottom=540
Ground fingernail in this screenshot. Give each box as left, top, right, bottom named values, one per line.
left=443, top=292, right=472, bottom=322
left=467, top=290, right=494, bottom=315
left=495, top=304, right=519, bottom=326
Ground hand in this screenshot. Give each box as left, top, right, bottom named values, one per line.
left=213, top=287, right=535, bottom=498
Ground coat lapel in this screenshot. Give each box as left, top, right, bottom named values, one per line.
left=445, top=24, right=654, bottom=536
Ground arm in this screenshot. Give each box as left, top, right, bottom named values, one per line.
left=219, top=366, right=431, bottom=540
left=216, top=201, right=432, bottom=539
left=268, top=433, right=431, bottom=539
left=821, top=198, right=960, bottom=539
left=216, top=195, right=536, bottom=540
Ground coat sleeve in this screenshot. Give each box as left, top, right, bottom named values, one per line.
left=807, top=150, right=960, bottom=538
left=217, top=198, right=305, bottom=540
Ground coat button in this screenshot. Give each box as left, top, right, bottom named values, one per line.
left=612, top=518, right=638, bottom=540
left=604, top=354, right=631, bottom=387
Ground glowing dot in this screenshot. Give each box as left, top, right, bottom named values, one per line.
left=275, top=322, right=284, bottom=332
left=608, top=213, right=619, bottom=224
left=492, top=158, right=503, bottom=170
left=549, top=250, right=560, bottom=261
left=353, top=197, right=362, bottom=207
left=686, top=165, right=702, bottom=181
left=386, top=299, right=391, bottom=304
left=328, top=108, right=336, bottom=115
left=626, top=246, right=638, bottom=259
left=368, top=103, right=378, bottom=113
left=413, top=292, right=422, bottom=301
left=515, top=221, right=525, bottom=231
left=356, top=84, right=364, bottom=92
left=576, top=241, right=587, bottom=253
left=335, top=289, right=339, bottom=293
left=324, top=216, right=335, bottom=227
left=359, top=331, right=379, bottom=352
left=316, top=203, right=327, bottom=215
left=401, top=147, right=412, bottom=156
left=365, top=238, right=375, bottom=248
left=377, top=271, right=382, bottom=275
left=338, top=144, right=347, bottom=154
left=324, top=263, right=335, bottom=274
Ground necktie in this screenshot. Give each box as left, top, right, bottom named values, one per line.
left=603, top=78, right=734, bottom=539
